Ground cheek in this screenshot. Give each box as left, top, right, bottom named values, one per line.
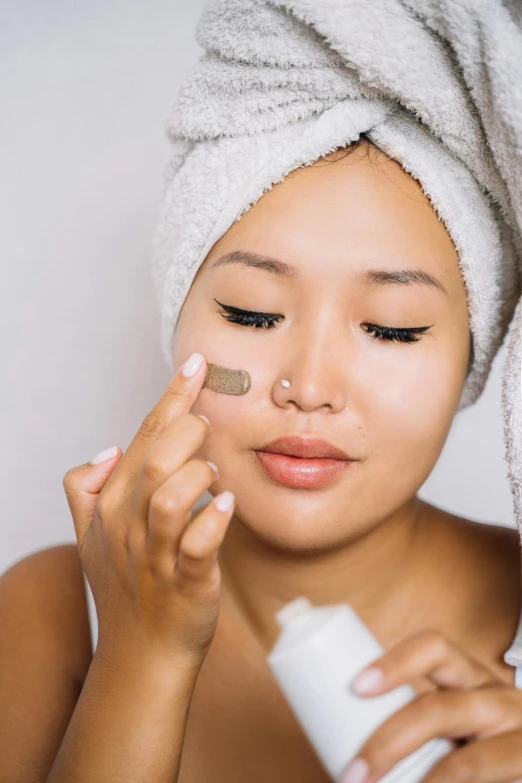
left=363, top=350, right=458, bottom=491
left=189, top=387, right=265, bottom=497
left=172, top=313, right=272, bottom=460
left=188, top=364, right=269, bottom=463
left=192, top=389, right=251, bottom=430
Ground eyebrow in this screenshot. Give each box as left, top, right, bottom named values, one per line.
left=209, top=250, right=449, bottom=296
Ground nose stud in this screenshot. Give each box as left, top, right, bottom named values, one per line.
left=281, top=379, right=291, bottom=388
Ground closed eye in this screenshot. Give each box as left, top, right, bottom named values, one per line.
left=214, top=299, right=433, bottom=342
left=361, top=323, right=432, bottom=343
left=215, top=299, right=283, bottom=330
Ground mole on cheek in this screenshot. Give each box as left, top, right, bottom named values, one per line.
left=202, top=362, right=251, bottom=395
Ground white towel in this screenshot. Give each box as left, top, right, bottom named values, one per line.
left=150, top=0, right=522, bottom=664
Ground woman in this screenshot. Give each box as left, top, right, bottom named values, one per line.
left=2, top=137, right=521, bottom=783
left=3, top=1, right=522, bottom=781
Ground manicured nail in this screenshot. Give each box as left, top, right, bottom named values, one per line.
left=206, top=461, right=219, bottom=474
left=339, top=757, right=369, bottom=783
left=215, top=491, right=234, bottom=511
left=351, top=667, right=383, bottom=695
left=90, top=446, right=118, bottom=465
left=182, top=352, right=204, bottom=378
left=198, top=414, right=210, bottom=425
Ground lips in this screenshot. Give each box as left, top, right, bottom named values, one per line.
left=254, top=435, right=357, bottom=489
left=257, top=435, right=353, bottom=460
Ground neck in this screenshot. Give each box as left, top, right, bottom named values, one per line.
left=218, top=496, right=447, bottom=653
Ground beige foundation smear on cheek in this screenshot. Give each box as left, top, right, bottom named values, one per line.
left=202, top=362, right=251, bottom=395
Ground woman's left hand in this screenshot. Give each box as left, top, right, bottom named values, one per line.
left=340, top=629, right=522, bottom=783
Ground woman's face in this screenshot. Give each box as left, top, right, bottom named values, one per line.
left=172, top=141, right=471, bottom=553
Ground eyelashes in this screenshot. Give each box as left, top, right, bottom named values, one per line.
left=214, top=299, right=432, bottom=343
left=360, top=323, right=430, bottom=343
left=215, top=299, right=283, bottom=330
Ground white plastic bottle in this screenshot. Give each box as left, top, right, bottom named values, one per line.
left=266, top=597, right=454, bottom=782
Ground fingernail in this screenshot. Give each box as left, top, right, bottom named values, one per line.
left=339, top=757, right=369, bottom=783
left=198, top=414, right=210, bottom=425
left=215, top=491, right=235, bottom=511
left=182, top=352, right=204, bottom=378
left=206, top=461, right=219, bottom=474
left=90, top=446, right=118, bottom=465
left=351, top=667, right=383, bottom=695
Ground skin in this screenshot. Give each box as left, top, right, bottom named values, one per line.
left=171, top=140, right=516, bottom=668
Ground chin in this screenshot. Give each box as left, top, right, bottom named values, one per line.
left=228, top=491, right=363, bottom=555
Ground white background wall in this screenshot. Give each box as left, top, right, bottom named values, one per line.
left=1, top=0, right=517, bottom=576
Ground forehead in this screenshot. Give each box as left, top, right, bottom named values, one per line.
left=200, top=142, right=462, bottom=293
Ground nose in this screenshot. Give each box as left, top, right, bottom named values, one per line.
left=272, top=323, right=348, bottom=413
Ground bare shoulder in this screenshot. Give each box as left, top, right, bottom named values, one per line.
left=462, top=516, right=520, bottom=565
left=427, top=501, right=520, bottom=562
left=439, top=508, right=522, bottom=617
left=486, top=522, right=520, bottom=552
left=423, top=501, right=521, bottom=608
left=0, top=544, right=94, bottom=780
left=0, top=543, right=93, bottom=685
left=479, top=520, right=522, bottom=589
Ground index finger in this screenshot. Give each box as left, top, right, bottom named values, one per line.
left=351, top=630, right=498, bottom=698
left=105, top=352, right=209, bottom=489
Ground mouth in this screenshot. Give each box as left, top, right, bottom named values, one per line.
left=253, top=435, right=357, bottom=489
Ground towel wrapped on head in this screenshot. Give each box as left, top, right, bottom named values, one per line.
left=151, top=0, right=522, bottom=662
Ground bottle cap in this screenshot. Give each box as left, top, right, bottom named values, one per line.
left=275, top=596, right=313, bottom=628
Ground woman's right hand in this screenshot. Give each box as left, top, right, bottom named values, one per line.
left=62, top=352, right=235, bottom=673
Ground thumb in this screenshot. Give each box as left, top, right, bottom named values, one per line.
left=62, top=446, right=121, bottom=550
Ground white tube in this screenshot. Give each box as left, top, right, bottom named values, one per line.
left=267, top=597, right=454, bottom=782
